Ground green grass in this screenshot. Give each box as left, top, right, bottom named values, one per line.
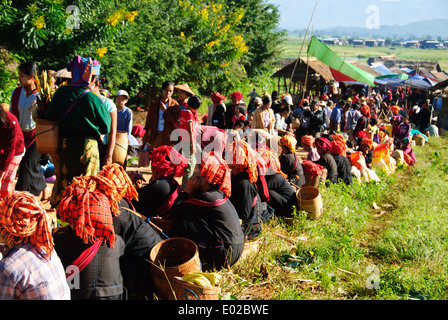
left=220, top=135, right=448, bottom=300
left=279, top=35, right=448, bottom=71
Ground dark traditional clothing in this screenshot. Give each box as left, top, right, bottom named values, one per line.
left=279, top=152, right=305, bottom=187
left=172, top=189, right=244, bottom=270
left=265, top=173, right=297, bottom=217
left=314, top=153, right=338, bottom=184
left=332, top=154, right=353, bottom=185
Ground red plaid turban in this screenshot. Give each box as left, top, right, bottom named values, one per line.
left=314, top=137, right=332, bottom=153
left=301, top=160, right=324, bottom=178
left=331, top=140, right=346, bottom=156
left=255, top=146, right=287, bottom=178
left=58, top=186, right=116, bottom=247
left=301, top=135, right=315, bottom=147
left=201, top=152, right=232, bottom=198
left=150, top=145, right=188, bottom=178
left=225, top=140, right=258, bottom=183
left=99, top=163, right=139, bottom=205
left=0, top=192, right=54, bottom=258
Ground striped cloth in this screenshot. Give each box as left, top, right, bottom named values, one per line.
left=226, top=140, right=258, bottom=183
left=0, top=153, right=23, bottom=198
left=201, top=152, right=232, bottom=198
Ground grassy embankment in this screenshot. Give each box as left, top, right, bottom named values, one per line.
left=220, top=135, right=448, bottom=300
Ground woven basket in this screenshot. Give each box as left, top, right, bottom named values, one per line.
left=35, top=118, right=59, bottom=155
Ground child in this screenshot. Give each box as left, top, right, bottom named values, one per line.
left=232, top=104, right=246, bottom=127
left=115, top=90, right=132, bottom=135
left=231, top=119, right=245, bottom=141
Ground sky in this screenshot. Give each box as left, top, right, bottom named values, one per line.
left=267, top=0, right=448, bottom=31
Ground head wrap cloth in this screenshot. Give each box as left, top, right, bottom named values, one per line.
left=0, top=192, right=54, bottom=258
left=57, top=164, right=139, bottom=248
left=226, top=140, right=258, bottom=183
left=150, top=146, right=188, bottom=178
left=67, top=55, right=101, bottom=87
left=201, top=152, right=232, bottom=198
left=314, top=137, right=332, bottom=153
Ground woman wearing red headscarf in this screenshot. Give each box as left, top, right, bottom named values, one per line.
left=313, top=137, right=338, bottom=184
left=353, top=104, right=371, bottom=140
left=330, top=140, right=352, bottom=185
left=170, top=152, right=244, bottom=270
left=225, top=91, right=245, bottom=129
left=132, top=145, right=187, bottom=218
left=207, top=92, right=226, bottom=129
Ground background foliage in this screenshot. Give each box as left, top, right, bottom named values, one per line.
left=0, top=0, right=284, bottom=103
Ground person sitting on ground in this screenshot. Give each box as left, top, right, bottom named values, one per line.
left=258, top=146, right=297, bottom=218
left=132, top=145, right=187, bottom=219
left=358, top=138, right=374, bottom=169
left=399, top=137, right=416, bottom=166
left=330, top=140, right=352, bottom=185
left=0, top=191, right=70, bottom=300
left=300, top=135, right=320, bottom=161
left=170, top=152, right=244, bottom=271
left=279, top=135, right=306, bottom=187
left=313, top=137, right=338, bottom=184
left=226, top=140, right=263, bottom=240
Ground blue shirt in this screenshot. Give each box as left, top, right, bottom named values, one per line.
left=157, top=102, right=169, bottom=132
left=116, top=106, right=132, bottom=134
left=329, top=105, right=342, bottom=123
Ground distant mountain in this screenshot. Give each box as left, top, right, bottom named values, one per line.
left=289, top=19, right=448, bottom=40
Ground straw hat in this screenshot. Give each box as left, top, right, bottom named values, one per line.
left=1, top=103, right=9, bottom=112
left=174, top=83, right=195, bottom=96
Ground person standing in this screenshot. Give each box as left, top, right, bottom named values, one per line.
left=207, top=92, right=226, bottom=129
left=143, top=81, right=179, bottom=150
left=43, top=56, right=111, bottom=205
left=0, top=106, right=25, bottom=198
left=308, top=100, right=327, bottom=137
left=9, top=62, right=48, bottom=199
left=252, top=95, right=275, bottom=133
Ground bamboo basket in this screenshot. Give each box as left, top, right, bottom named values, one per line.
left=35, top=118, right=59, bottom=155
left=296, top=186, right=323, bottom=220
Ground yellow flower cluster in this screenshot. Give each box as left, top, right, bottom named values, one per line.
left=33, top=15, right=45, bottom=30
left=106, top=9, right=138, bottom=26
left=205, top=40, right=219, bottom=49
left=231, top=35, right=248, bottom=53
left=125, top=11, right=138, bottom=22
left=219, top=61, right=230, bottom=68
left=96, top=47, right=108, bottom=58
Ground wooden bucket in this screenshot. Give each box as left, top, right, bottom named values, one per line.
left=413, top=134, right=425, bottom=147
left=296, top=186, right=323, bottom=220
left=112, top=131, right=128, bottom=165
left=173, top=277, right=220, bottom=300
left=35, top=118, right=59, bottom=155
left=148, top=237, right=201, bottom=300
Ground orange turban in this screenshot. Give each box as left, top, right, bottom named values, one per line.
left=280, top=135, right=297, bottom=154
left=256, top=146, right=287, bottom=178
left=331, top=140, right=346, bottom=156
left=225, top=140, right=258, bottom=183
left=99, top=163, right=139, bottom=204
left=201, top=152, right=232, bottom=198
left=301, top=135, right=315, bottom=147
left=0, top=192, right=54, bottom=258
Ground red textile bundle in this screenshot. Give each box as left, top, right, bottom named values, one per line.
left=150, top=145, right=188, bottom=178
left=314, top=137, right=332, bottom=153
left=301, top=160, right=324, bottom=178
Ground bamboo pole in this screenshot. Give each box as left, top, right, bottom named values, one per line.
left=288, top=2, right=318, bottom=94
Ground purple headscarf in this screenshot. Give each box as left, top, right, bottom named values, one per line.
left=67, top=55, right=101, bottom=87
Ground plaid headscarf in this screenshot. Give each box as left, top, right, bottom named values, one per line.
left=255, top=145, right=287, bottom=178
left=98, top=163, right=139, bottom=205
left=301, top=135, right=315, bottom=147
left=314, top=137, right=332, bottom=153
left=226, top=140, right=258, bottom=183
left=211, top=92, right=226, bottom=104
left=150, top=146, right=188, bottom=178
left=0, top=192, right=53, bottom=258
left=361, top=138, right=374, bottom=150
left=67, top=55, right=101, bottom=87
left=280, top=135, right=297, bottom=154
left=58, top=186, right=116, bottom=247
left=331, top=140, right=346, bottom=156
left=201, top=152, right=232, bottom=198
left=301, top=160, right=324, bottom=178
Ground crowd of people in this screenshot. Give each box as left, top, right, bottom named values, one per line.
left=0, top=55, right=441, bottom=300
